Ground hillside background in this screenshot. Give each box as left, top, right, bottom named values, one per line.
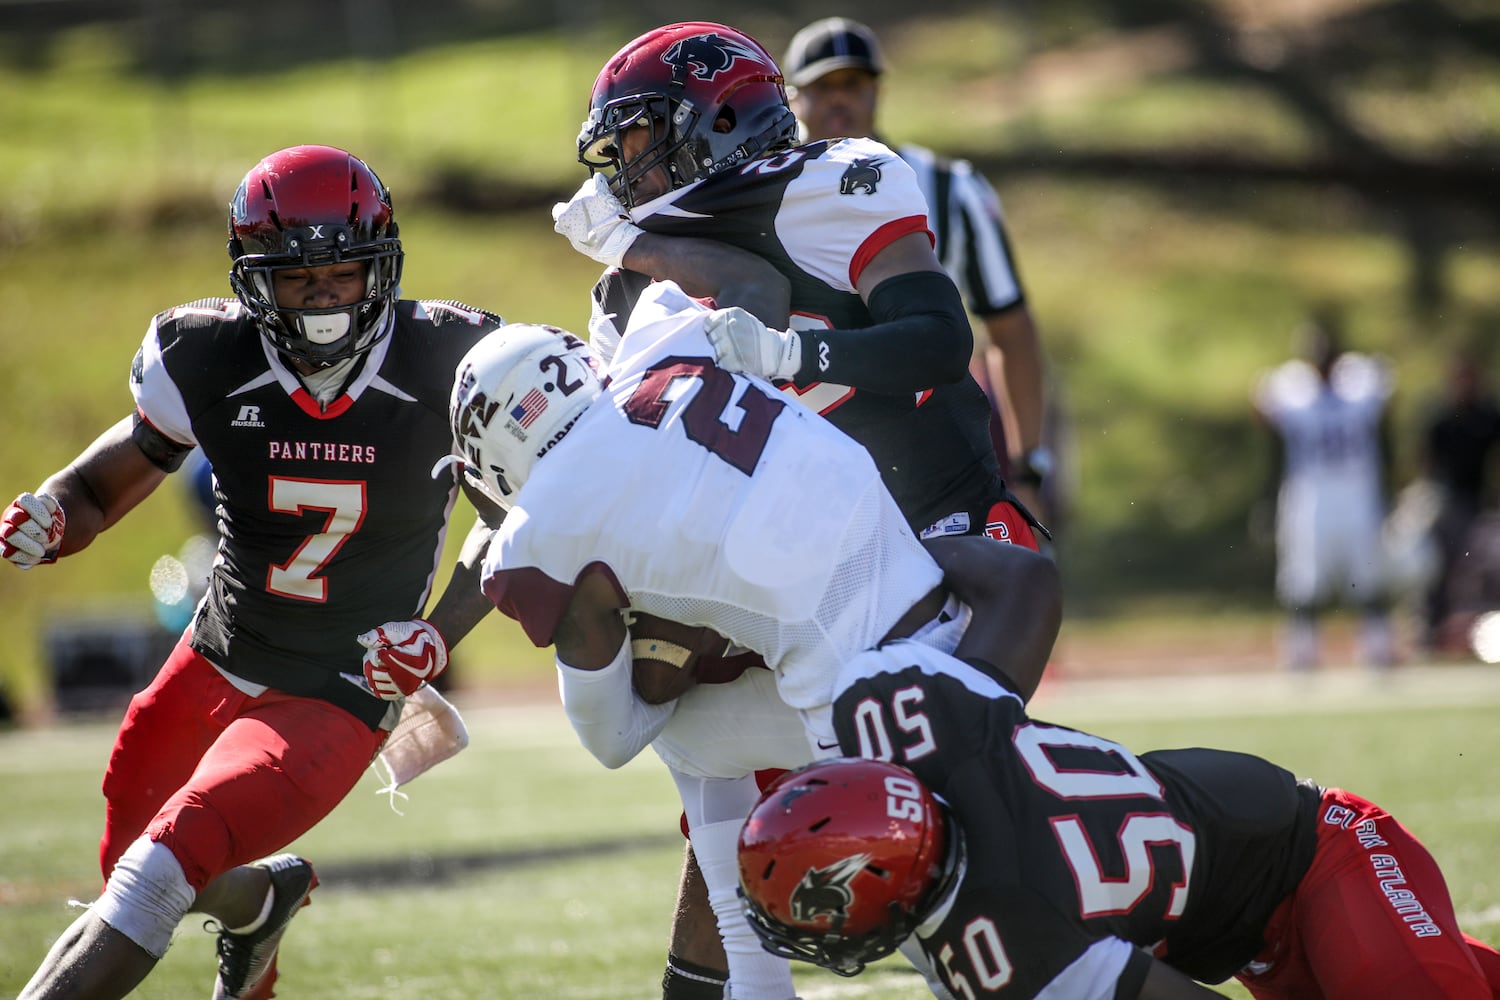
left=2, top=0, right=1497, bottom=718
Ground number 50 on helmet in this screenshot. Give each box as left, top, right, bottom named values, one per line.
left=737, top=757, right=966, bottom=977
left=447, top=325, right=601, bottom=509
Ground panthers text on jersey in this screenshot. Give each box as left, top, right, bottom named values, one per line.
left=132, top=297, right=503, bottom=728
left=586, top=136, right=1005, bottom=535
left=830, top=646, right=1321, bottom=998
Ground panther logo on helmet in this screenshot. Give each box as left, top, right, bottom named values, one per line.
left=789, top=854, right=871, bottom=927
left=579, top=22, right=799, bottom=209
left=662, top=32, right=762, bottom=82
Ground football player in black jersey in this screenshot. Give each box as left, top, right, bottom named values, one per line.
left=4, top=145, right=504, bottom=1000
left=551, top=20, right=1050, bottom=1000
left=782, top=16, right=1055, bottom=533
left=738, top=642, right=1500, bottom=1000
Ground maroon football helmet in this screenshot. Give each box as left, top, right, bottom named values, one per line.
left=737, top=757, right=964, bottom=976
left=227, top=144, right=404, bottom=365
left=577, top=21, right=799, bottom=207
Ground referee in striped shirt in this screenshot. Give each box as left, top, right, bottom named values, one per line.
left=783, top=16, right=1057, bottom=531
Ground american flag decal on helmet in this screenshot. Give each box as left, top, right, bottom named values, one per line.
left=512, top=388, right=548, bottom=429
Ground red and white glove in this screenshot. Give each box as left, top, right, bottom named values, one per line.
left=2, top=492, right=65, bottom=569
left=356, top=619, right=449, bottom=701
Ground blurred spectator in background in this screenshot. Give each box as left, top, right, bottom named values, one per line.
left=1419, top=341, right=1500, bottom=653
left=1252, top=306, right=1397, bottom=670
left=782, top=16, right=1061, bottom=536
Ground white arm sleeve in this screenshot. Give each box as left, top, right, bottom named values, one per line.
left=556, top=636, right=675, bottom=769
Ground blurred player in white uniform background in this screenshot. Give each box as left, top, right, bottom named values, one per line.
left=1252, top=308, right=1396, bottom=670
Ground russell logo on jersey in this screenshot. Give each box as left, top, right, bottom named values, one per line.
left=230, top=404, right=266, bottom=428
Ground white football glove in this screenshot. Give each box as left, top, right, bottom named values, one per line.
left=552, top=174, right=644, bottom=269
left=703, top=307, right=802, bottom=381
left=1, top=492, right=65, bottom=569
left=357, top=619, right=449, bottom=701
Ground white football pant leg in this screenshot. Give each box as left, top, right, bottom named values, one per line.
left=652, top=669, right=813, bottom=779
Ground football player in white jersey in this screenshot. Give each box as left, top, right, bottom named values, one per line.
left=1251, top=309, right=1396, bottom=670
left=449, top=283, right=1060, bottom=1000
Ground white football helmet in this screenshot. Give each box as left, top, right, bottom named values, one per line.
left=448, top=324, right=602, bottom=508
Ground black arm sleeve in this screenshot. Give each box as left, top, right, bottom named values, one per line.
left=130, top=411, right=194, bottom=473
left=1114, top=948, right=1152, bottom=1000
left=793, top=270, right=972, bottom=395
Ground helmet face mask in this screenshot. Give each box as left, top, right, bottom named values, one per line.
left=737, top=758, right=964, bottom=977
left=448, top=324, right=602, bottom=509
left=227, top=144, right=404, bottom=366
left=577, top=22, right=799, bottom=208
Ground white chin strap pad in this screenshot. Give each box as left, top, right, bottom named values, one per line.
left=92, top=836, right=196, bottom=958
left=299, top=309, right=352, bottom=345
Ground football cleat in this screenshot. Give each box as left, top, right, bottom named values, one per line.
left=210, top=854, right=318, bottom=1000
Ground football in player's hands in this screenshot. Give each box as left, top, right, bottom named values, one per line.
left=629, top=613, right=727, bottom=705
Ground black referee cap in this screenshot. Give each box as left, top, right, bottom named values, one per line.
left=782, top=17, right=886, bottom=89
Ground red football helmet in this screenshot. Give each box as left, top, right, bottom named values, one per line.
left=577, top=21, right=799, bottom=207
left=227, top=144, right=404, bottom=366
left=737, top=757, right=964, bottom=976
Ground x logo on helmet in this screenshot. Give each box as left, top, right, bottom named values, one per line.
left=662, top=32, right=761, bottom=81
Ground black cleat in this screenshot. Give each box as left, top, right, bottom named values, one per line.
left=210, top=854, right=318, bottom=1000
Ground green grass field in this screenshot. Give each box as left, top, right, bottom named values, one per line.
left=4, top=663, right=1498, bottom=998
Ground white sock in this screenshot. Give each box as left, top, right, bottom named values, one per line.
left=691, top=818, right=797, bottom=999
left=1360, top=613, right=1396, bottom=668
left=1283, top=616, right=1318, bottom=670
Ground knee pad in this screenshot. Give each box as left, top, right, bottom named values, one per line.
left=91, top=836, right=196, bottom=958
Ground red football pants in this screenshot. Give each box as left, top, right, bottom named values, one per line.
left=99, top=633, right=387, bottom=892
left=1237, top=787, right=1500, bottom=1000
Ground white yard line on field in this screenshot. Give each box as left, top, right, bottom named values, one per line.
left=1033, top=662, right=1500, bottom=721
